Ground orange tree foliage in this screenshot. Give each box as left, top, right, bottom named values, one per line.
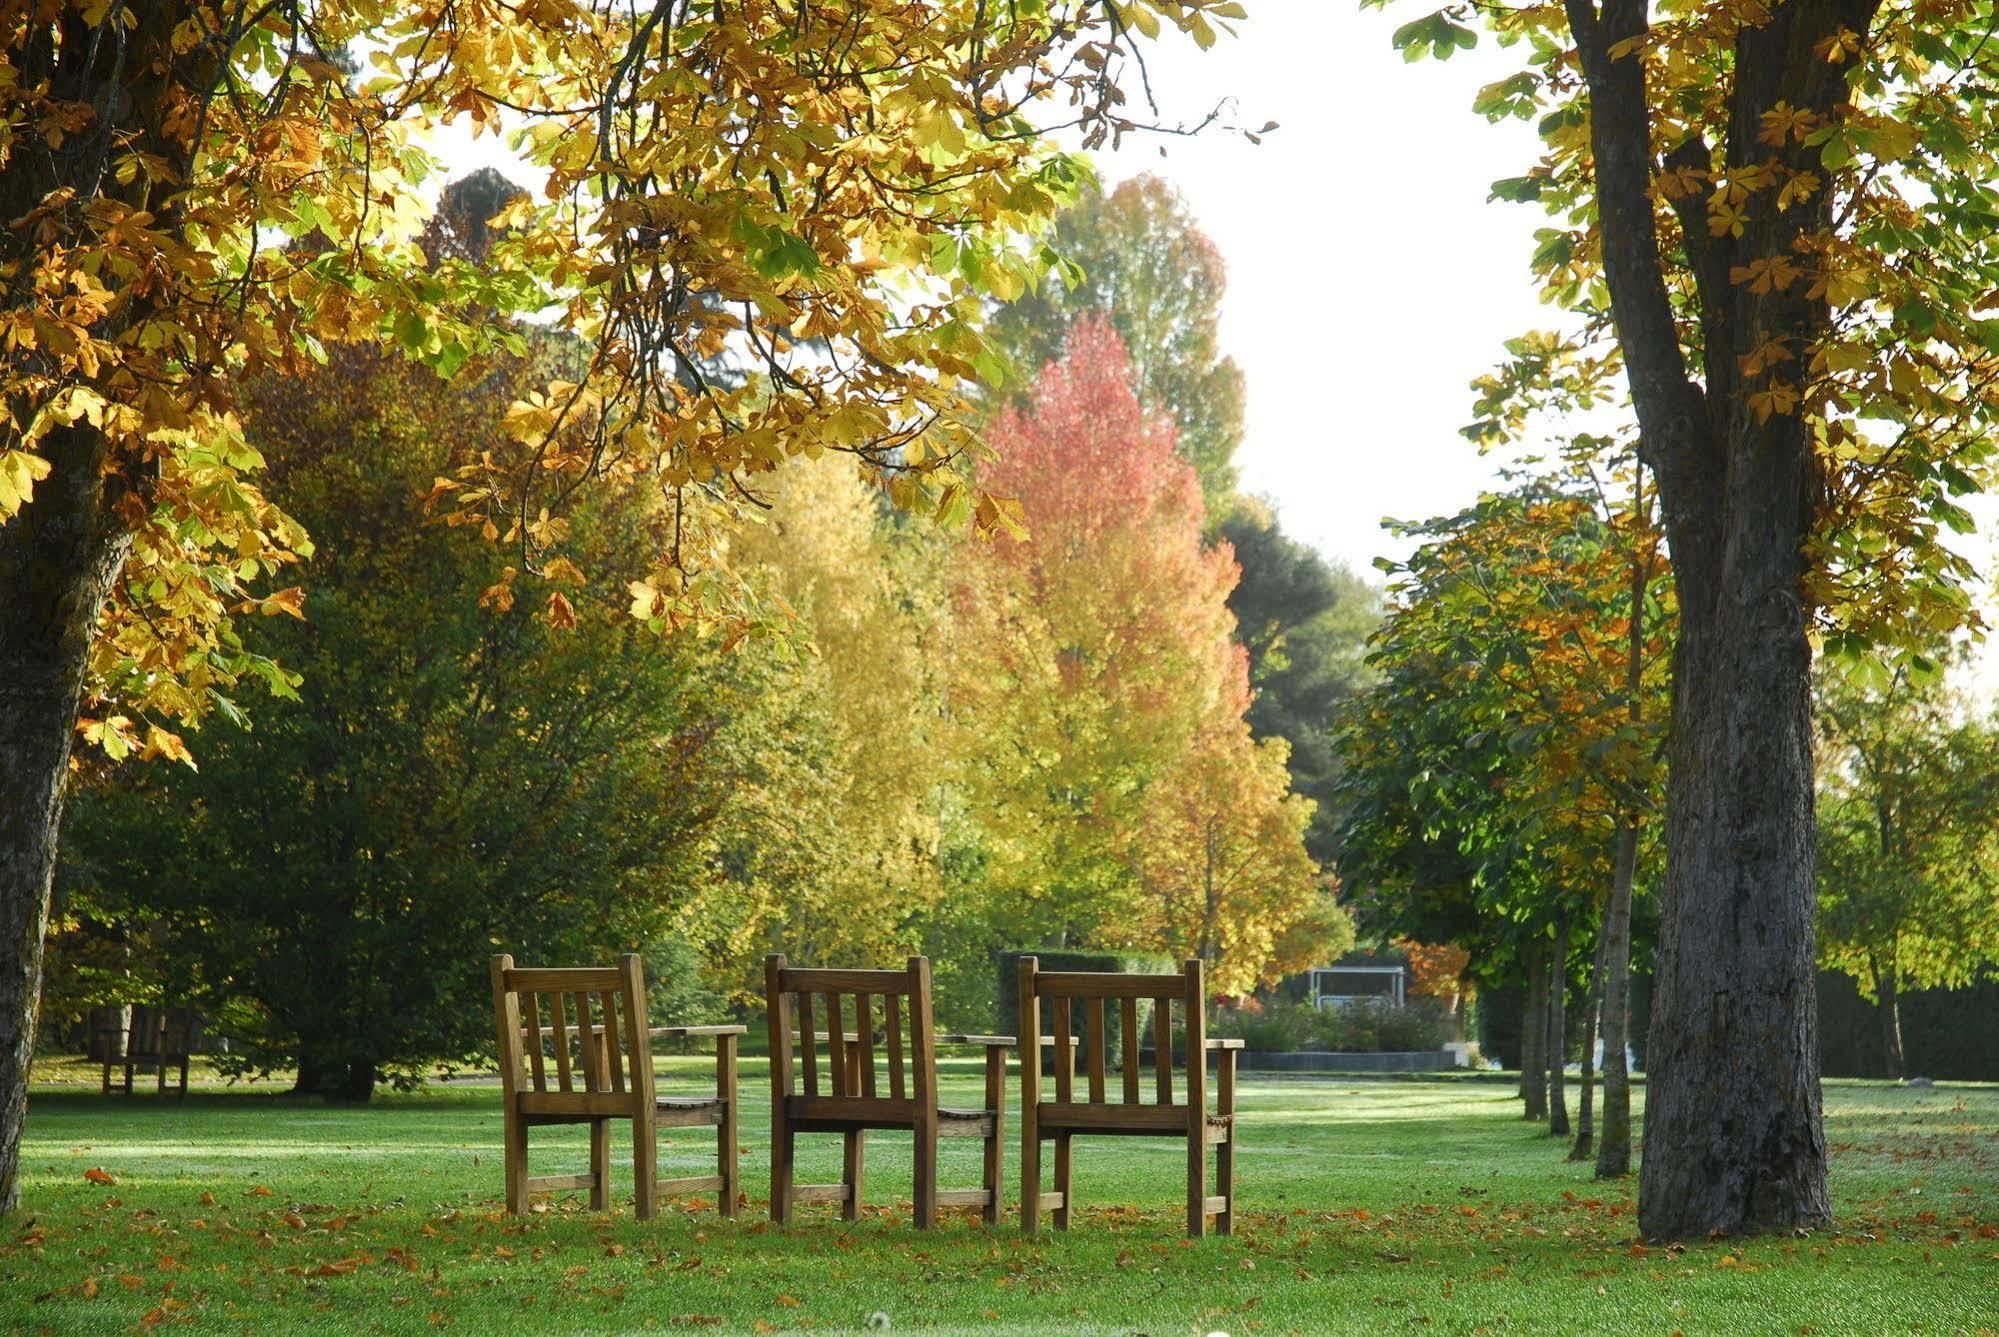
left=948, top=319, right=1335, bottom=994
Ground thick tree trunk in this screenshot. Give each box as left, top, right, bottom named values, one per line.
left=1597, top=820, right=1638, bottom=1179
left=0, top=427, right=134, bottom=1214
left=1548, top=917, right=1570, bottom=1137
left=1565, top=0, right=1868, bottom=1239
left=1874, top=965, right=1904, bottom=1082
left=1521, top=946, right=1548, bottom=1121
left=1571, top=923, right=1606, bottom=1162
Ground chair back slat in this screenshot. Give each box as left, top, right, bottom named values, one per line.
left=1086, top=998, right=1107, bottom=1103
left=572, top=991, right=596, bottom=1089
left=1153, top=995, right=1175, bottom=1104
left=603, top=991, right=626, bottom=1095
left=797, top=991, right=819, bottom=1096
left=884, top=994, right=906, bottom=1101
left=1121, top=999, right=1142, bottom=1104
left=856, top=994, right=878, bottom=1098
left=824, top=992, right=848, bottom=1094
left=1052, top=996, right=1074, bottom=1103
left=764, top=956, right=934, bottom=1115
left=550, top=991, right=575, bottom=1090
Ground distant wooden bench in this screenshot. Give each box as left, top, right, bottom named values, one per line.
left=490, top=953, right=745, bottom=1219
left=1018, top=956, right=1241, bottom=1237
left=764, top=953, right=1012, bottom=1228
left=99, top=1006, right=200, bottom=1099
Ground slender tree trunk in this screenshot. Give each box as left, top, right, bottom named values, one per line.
left=1521, top=946, right=1548, bottom=1121
left=1548, top=916, right=1570, bottom=1138
left=1572, top=923, right=1606, bottom=1162
left=1874, top=964, right=1904, bottom=1082
left=0, top=426, right=134, bottom=1214
left=1598, top=819, right=1639, bottom=1179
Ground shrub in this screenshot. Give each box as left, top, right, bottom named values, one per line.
left=1213, top=998, right=1453, bottom=1053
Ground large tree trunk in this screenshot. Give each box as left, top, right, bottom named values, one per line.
left=1521, top=946, right=1549, bottom=1122
left=0, top=427, right=134, bottom=1214
left=1873, top=964, right=1904, bottom=1082
left=1597, top=820, right=1639, bottom=1179
left=0, top=3, right=194, bottom=1217
left=1571, top=922, right=1606, bottom=1162
left=1565, top=0, right=1871, bottom=1238
left=1548, top=916, right=1570, bottom=1138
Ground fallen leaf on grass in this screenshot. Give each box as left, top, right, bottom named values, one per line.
left=83, top=1168, right=115, bottom=1186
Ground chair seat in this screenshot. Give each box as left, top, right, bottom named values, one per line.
left=938, top=1105, right=990, bottom=1121
left=657, top=1095, right=723, bottom=1110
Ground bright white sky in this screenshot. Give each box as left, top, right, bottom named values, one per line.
left=1082, top=6, right=1550, bottom=578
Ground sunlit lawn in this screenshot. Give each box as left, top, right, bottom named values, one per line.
left=7, top=1059, right=1997, bottom=1334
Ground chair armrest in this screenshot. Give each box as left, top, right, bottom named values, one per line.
left=795, top=1031, right=862, bottom=1043
left=648, top=1025, right=749, bottom=1038
left=938, top=1033, right=1016, bottom=1048
left=1205, top=1038, right=1245, bottom=1050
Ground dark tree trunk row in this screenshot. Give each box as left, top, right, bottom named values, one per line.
left=1521, top=945, right=1549, bottom=1122
left=1548, top=917, right=1571, bottom=1138
left=1598, top=820, right=1639, bottom=1179
left=1571, top=924, right=1606, bottom=1162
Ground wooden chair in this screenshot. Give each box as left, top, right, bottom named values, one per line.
left=490, top=953, right=745, bottom=1219
left=764, top=954, right=1012, bottom=1228
left=1017, top=956, right=1243, bottom=1237
left=100, top=1005, right=199, bottom=1099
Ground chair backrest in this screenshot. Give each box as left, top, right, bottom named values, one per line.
left=1018, top=957, right=1206, bottom=1117
left=491, top=954, right=653, bottom=1112
left=764, top=954, right=936, bottom=1114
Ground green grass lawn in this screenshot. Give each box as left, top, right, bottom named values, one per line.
left=6, top=1060, right=1997, bottom=1334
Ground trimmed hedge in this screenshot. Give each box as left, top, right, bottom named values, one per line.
left=995, top=950, right=1175, bottom=1068
left=1819, top=969, right=1999, bottom=1080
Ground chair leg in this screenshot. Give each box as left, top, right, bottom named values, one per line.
left=1020, top=1126, right=1041, bottom=1233
left=1186, top=1129, right=1207, bottom=1239
left=1216, top=1133, right=1235, bottom=1237
left=912, top=1127, right=938, bottom=1230
left=589, top=1119, right=611, bottom=1211
left=634, top=1114, right=659, bottom=1221
left=842, top=1130, right=865, bottom=1222
left=1053, top=1133, right=1074, bottom=1230
left=502, top=1108, right=530, bottom=1216
left=718, top=1037, right=740, bottom=1218
left=982, top=1046, right=1005, bottom=1227
left=770, top=1124, right=794, bottom=1224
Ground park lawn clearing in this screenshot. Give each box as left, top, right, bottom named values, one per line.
left=5, top=1064, right=1996, bottom=1335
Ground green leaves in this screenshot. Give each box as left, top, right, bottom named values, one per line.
left=1392, top=11, right=1478, bottom=61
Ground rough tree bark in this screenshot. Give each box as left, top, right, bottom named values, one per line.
left=1548, top=916, right=1571, bottom=1138
left=1521, top=946, right=1549, bottom=1122
left=1597, top=820, right=1639, bottom=1179
left=0, top=426, right=134, bottom=1212
left=0, top=7, right=190, bottom=1214
left=1564, top=0, right=1879, bottom=1237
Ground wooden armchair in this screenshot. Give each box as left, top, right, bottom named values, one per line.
left=1017, top=956, right=1242, bottom=1237
left=490, top=953, right=744, bottom=1219
left=764, top=954, right=1012, bottom=1228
